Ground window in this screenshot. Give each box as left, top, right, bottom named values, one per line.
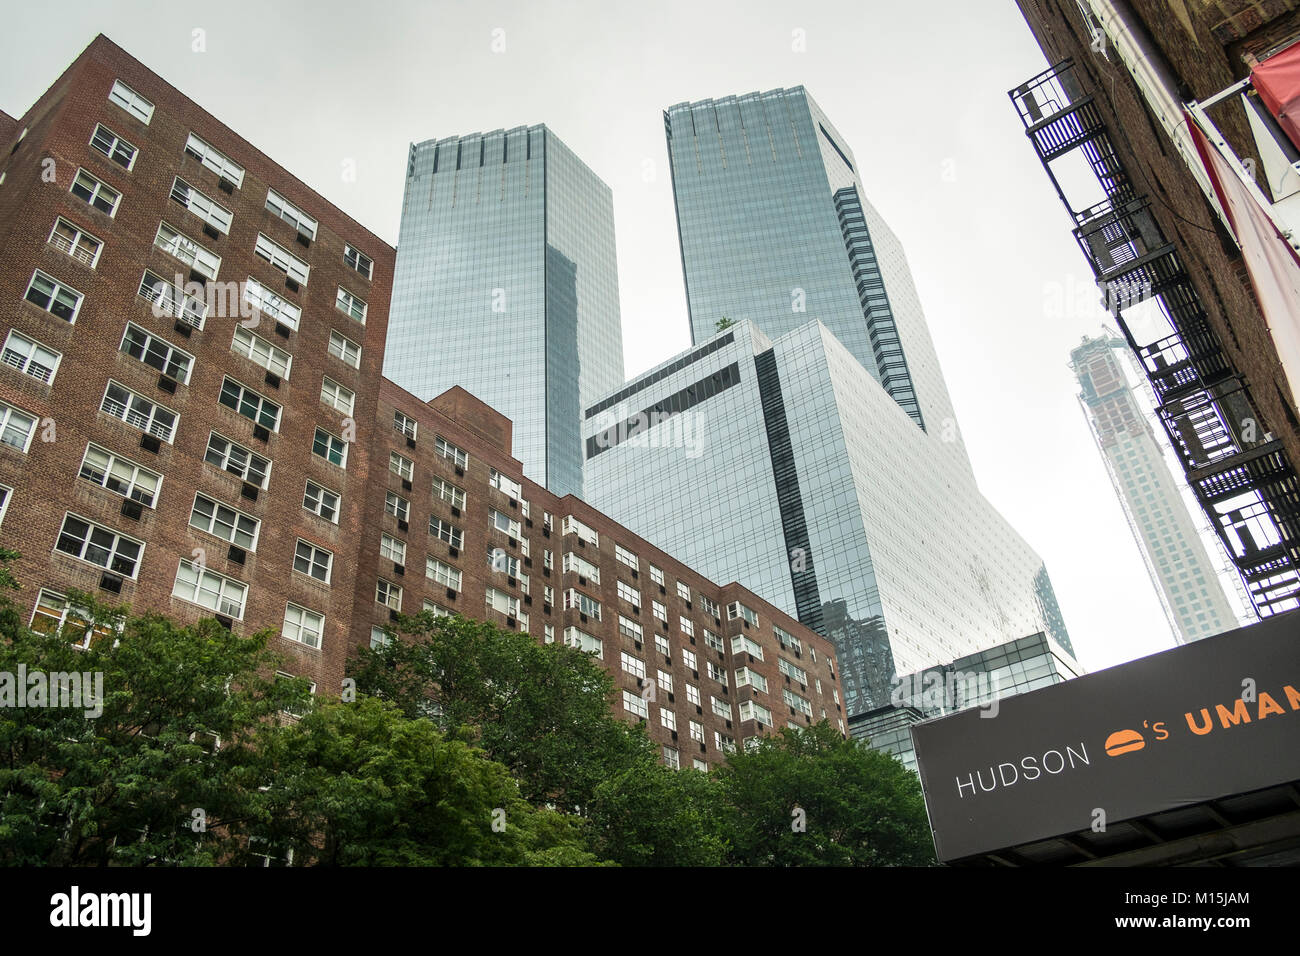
left=243, top=276, right=301, bottom=330
left=89, top=124, right=137, bottom=170
left=101, top=381, right=177, bottom=442
left=385, top=492, right=410, bottom=522
left=774, top=625, right=802, bottom=654
left=139, top=271, right=208, bottom=328
left=544, top=585, right=554, bottom=607
left=219, top=377, right=280, bottom=430
left=652, top=600, right=667, bottom=623
left=184, top=133, right=245, bottom=187
left=681, top=648, right=697, bottom=672
left=170, top=177, right=232, bottom=233
left=490, top=509, right=521, bottom=539
left=783, top=688, right=813, bottom=717
left=563, top=552, right=600, bottom=583
left=738, top=700, right=772, bottom=725
left=429, top=516, right=462, bottom=548
left=715, top=732, right=736, bottom=754
left=563, top=626, right=602, bottom=657
left=689, top=720, right=705, bottom=743
left=328, top=330, right=361, bottom=368
left=489, top=468, right=522, bottom=499
left=426, top=558, right=461, bottom=591
left=378, top=534, right=406, bottom=565
left=728, top=601, right=758, bottom=627
left=48, top=218, right=103, bottom=267
left=735, top=667, right=768, bottom=692
left=283, top=604, right=324, bottom=649
left=55, top=514, right=143, bottom=577
left=76, top=444, right=159, bottom=507
left=313, top=427, right=348, bottom=467
left=205, top=432, right=270, bottom=488
left=711, top=696, right=731, bottom=720
left=376, top=579, right=402, bottom=611
left=700, top=595, right=719, bottom=619
left=693, top=758, right=708, bottom=771
left=24, top=270, right=83, bottom=322
left=336, top=287, right=367, bottom=323
left=778, top=658, right=808, bottom=685
left=369, top=626, right=391, bottom=650
left=255, top=234, right=309, bottom=284
left=620, top=651, right=646, bottom=680
left=488, top=547, right=522, bottom=579
left=649, top=565, right=664, bottom=586
left=265, top=189, right=318, bottom=239
left=232, top=326, right=292, bottom=379
left=486, top=586, right=522, bottom=620
left=622, top=690, right=648, bottom=720
left=661, top=709, right=677, bottom=733
left=544, top=549, right=553, bottom=570
left=679, top=615, right=695, bottom=637
left=31, top=590, right=116, bottom=649
left=617, top=580, right=640, bottom=606
left=2, top=330, right=61, bottom=384
left=731, top=635, right=765, bottom=660
left=618, top=615, right=643, bottom=642
left=319, top=377, right=355, bottom=415
left=71, top=169, right=120, bottom=216
left=657, top=669, right=674, bottom=694
left=155, top=222, right=221, bottom=279
left=388, top=451, right=413, bottom=481
left=121, top=323, right=194, bottom=383
left=435, top=436, right=468, bottom=468
left=422, top=601, right=453, bottom=619
left=434, top=478, right=465, bottom=509
left=704, top=629, right=724, bottom=653
left=676, top=581, right=691, bottom=602
left=294, top=540, right=332, bottom=583
left=303, top=480, right=339, bottom=523
left=344, top=244, right=373, bottom=279
left=686, top=684, right=701, bottom=708
left=172, top=560, right=246, bottom=618
left=190, top=494, right=259, bottom=549
left=0, top=401, right=37, bottom=452
left=562, top=515, right=599, bottom=546
left=615, top=544, right=638, bottom=570
left=564, top=589, right=601, bottom=620
left=654, top=633, right=670, bottom=657
left=109, top=79, right=154, bottom=124
left=706, top=660, right=728, bottom=686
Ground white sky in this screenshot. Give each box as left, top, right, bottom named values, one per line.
left=0, top=0, right=1195, bottom=671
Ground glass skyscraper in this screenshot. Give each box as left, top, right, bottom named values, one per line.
left=386, top=125, right=623, bottom=497
left=582, top=87, right=1072, bottom=716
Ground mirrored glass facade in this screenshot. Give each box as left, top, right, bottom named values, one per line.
left=386, top=126, right=622, bottom=497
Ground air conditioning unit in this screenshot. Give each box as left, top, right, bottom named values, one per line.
left=397, top=519, right=408, bottom=532
left=227, top=545, right=246, bottom=565
left=393, top=563, right=404, bottom=576
left=401, top=478, right=412, bottom=491
left=264, top=372, right=281, bottom=389
left=215, top=613, right=234, bottom=629
left=447, top=545, right=458, bottom=557
left=120, top=499, right=143, bottom=521
left=454, top=466, right=464, bottom=477
left=139, top=433, right=161, bottom=454
left=450, top=506, right=461, bottom=518
left=388, top=609, right=400, bottom=622
left=189, top=269, right=207, bottom=286
left=203, top=224, right=220, bottom=241
left=99, top=572, right=123, bottom=594
left=285, top=278, right=300, bottom=293
left=240, top=482, right=259, bottom=502
left=445, top=588, right=457, bottom=600
left=406, top=437, right=416, bottom=449
left=275, top=322, right=291, bottom=339
left=252, top=425, right=270, bottom=443
left=217, top=177, right=235, bottom=194
left=296, top=232, right=311, bottom=249
left=156, top=374, right=177, bottom=394
left=173, top=319, right=192, bottom=337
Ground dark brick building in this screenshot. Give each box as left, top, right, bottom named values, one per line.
left=0, top=35, right=842, bottom=768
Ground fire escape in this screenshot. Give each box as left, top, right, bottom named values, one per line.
left=1010, top=59, right=1300, bottom=618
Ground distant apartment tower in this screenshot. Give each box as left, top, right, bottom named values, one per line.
left=1071, top=333, right=1241, bottom=643
left=386, top=126, right=623, bottom=498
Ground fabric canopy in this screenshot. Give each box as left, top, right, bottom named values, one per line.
left=1251, top=43, right=1300, bottom=153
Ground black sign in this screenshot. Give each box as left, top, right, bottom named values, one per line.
left=911, top=612, right=1300, bottom=862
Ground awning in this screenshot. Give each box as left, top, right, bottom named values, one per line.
left=1251, top=43, right=1300, bottom=153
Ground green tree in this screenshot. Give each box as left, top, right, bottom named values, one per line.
left=586, top=760, right=727, bottom=866
left=715, top=316, right=736, bottom=333
left=349, top=611, right=654, bottom=809
left=715, top=722, right=935, bottom=866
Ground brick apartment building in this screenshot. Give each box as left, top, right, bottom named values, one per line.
left=0, top=35, right=842, bottom=769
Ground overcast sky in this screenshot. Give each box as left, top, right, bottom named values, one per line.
left=1, top=0, right=1222, bottom=672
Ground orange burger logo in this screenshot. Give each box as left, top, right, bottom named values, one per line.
left=1104, top=729, right=1146, bottom=756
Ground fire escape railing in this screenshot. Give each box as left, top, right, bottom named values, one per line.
left=1010, top=60, right=1300, bottom=617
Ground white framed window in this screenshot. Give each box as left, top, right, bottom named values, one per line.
left=434, top=478, right=465, bottom=509
left=615, top=544, right=638, bottom=570
left=283, top=603, right=325, bottom=649
left=617, top=580, right=640, bottom=607
left=71, top=169, right=120, bottom=216
left=738, top=700, right=772, bottom=725
left=676, top=581, right=691, bottom=602
left=170, top=177, right=232, bottom=233
left=622, top=690, right=648, bottom=720
left=303, top=480, right=340, bottom=523
left=190, top=493, right=259, bottom=550
left=778, top=658, right=808, bottom=685
left=706, top=660, right=728, bottom=686
left=564, top=589, right=601, bottom=620
left=657, top=668, right=674, bottom=694
left=108, top=79, right=154, bottom=124
left=232, top=325, right=292, bottom=379
left=649, top=565, right=665, bottom=586
left=429, top=516, right=461, bottom=548
left=265, top=189, right=318, bottom=239
left=486, top=586, right=521, bottom=620
left=562, top=515, right=599, bottom=547
left=679, top=615, right=695, bottom=637
left=735, top=667, right=767, bottom=692
left=435, top=436, right=467, bottom=468
left=48, top=218, right=103, bottom=267
left=24, top=269, right=83, bottom=322
left=385, top=492, right=410, bottom=522
left=711, top=696, right=731, bottom=720
left=139, top=270, right=207, bottom=328
left=689, top=719, right=705, bottom=743
left=700, top=595, right=719, bottom=619
left=376, top=579, right=402, bottom=611
left=715, top=732, right=736, bottom=754
left=370, top=626, right=392, bottom=649
left=389, top=451, right=413, bottom=480
left=783, top=688, right=813, bottom=717
left=172, top=560, right=247, bottom=619
left=319, top=377, right=355, bottom=415
left=564, top=627, right=602, bottom=658
left=686, top=684, right=701, bottom=708
left=488, top=547, right=522, bottom=579
left=693, top=757, right=708, bottom=771
left=654, top=633, right=670, bottom=657
left=336, top=287, right=367, bottom=323
left=731, top=635, right=765, bottom=660
left=89, top=123, right=137, bottom=170
left=661, top=709, right=677, bottom=732
left=0, top=485, right=11, bottom=526
left=563, top=552, right=600, bottom=583
left=205, top=432, right=270, bottom=488
left=652, top=600, right=667, bottom=623
left=488, top=468, right=522, bottom=499
left=294, top=540, right=333, bottom=583
left=344, top=244, right=373, bottom=279
left=243, top=276, right=301, bottom=330
left=184, top=133, right=245, bottom=187
left=30, top=590, right=117, bottom=648
left=328, top=330, right=361, bottom=368
left=422, top=601, right=453, bottom=619
left=391, top=411, right=416, bottom=441
left=380, top=533, right=406, bottom=565
left=620, top=651, right=646, bottom=680
left=1, top=330, right=61, bottom=384
left=101, top=381, right=177, bottom=442
left=254, top=233, right=309, bottom=285
left=774, top=625, right=802, bottom=654
left=219, top=377, right=281, bottom=431
left=490, top=509, right=521, bottom=539
left=728, top=601, right=759, bottom=627
left=426, top=558, right=461, bottom=591
left=55, top=513, right=143, bottom=577
left=544, top=585, right=554, bottom=607
left=681, top=648, right=697, bottom=672
left=704, top=629, right=724, bottom=653
left=154, top=221, right=220, bottom=279
left=618, top=615, right=642, bottom=642
left=120, top=322, right=194, bottom=384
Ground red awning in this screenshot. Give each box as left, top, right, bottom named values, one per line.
left=1251, top=43, right=1300, bottom=152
